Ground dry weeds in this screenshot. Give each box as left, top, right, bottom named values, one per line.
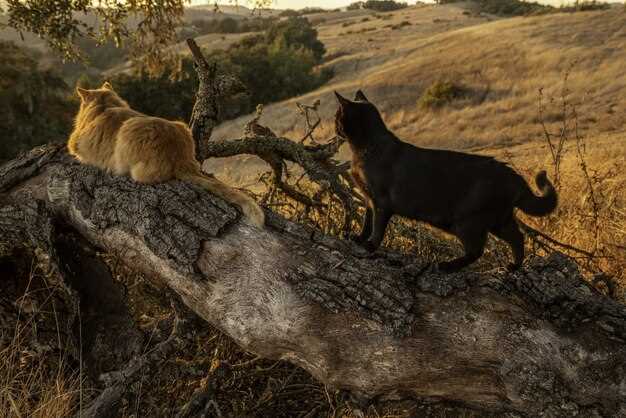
left=0, top=253, right=81, bottom=418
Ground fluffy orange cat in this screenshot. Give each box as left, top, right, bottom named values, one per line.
left=68, top=82, right=264, bottom=227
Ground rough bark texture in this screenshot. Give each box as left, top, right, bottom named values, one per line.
left=186, top=38, right=247, bottom=162
left=1, top=145, right=625, bottom=417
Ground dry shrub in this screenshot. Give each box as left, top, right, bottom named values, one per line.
left=515, top=69, right=626, bottom=295
left=419, top=80, right=469, bottom=109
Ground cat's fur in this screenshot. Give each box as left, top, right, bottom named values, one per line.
left=68, top=82, right=264, bottom=227
left=335, top=90, right=557, bottom=271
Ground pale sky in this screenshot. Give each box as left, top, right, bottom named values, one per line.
left=190, top=0, right=624, bottom=10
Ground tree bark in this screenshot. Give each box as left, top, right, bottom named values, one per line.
left=1, top=145, right=625, bottom=417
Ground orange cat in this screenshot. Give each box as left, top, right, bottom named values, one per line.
left=68, top=82, right=264, bottom=227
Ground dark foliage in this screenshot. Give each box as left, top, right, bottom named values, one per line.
left=363, top=0, right=408, bottom=12
left=0, top=42, right=74, bottom=161
left=265, top=16, right=326, bottom=62
left=110, top=17, right=331, bottom=122
left=189, top=16, right=276, bottom=36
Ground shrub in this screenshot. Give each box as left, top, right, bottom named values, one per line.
left=110, top=60, right=198, bottom=121
left=265, top=16, right=326, bottom=62
left=472, top=0, right=551, bottom=16
left=298, top=7, right=328, bottom=15
left=347, top=2, right=364, bottom=10
left=419, top=80, right=467, bottom=109
left=363, top=0, right=408, bottom=12
left=190, top=16, right=276, bottom=36
left=279, top=9, right=300, bottom=17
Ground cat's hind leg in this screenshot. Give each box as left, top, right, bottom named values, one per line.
left=438, top=219, right=488, bottom=272
left=362, top=207, right=392, bottom=252
left=491, top=216, right=524, bottom=271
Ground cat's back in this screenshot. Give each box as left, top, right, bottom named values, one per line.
left=392, top=141, right=521, bottom=190
left=119, top=115, right=192, bottom=143
left=116, top=115, right=195, bottom=159
left=83, top=106, right=143, bottom=138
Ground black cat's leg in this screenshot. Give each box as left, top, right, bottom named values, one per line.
left=352, top=206, right=373, bottom=244
left=438, top=222, right=488, bottom=272
left=363, top=207, right=392, bottom=252
left=492, top=217, right=524, bottom=270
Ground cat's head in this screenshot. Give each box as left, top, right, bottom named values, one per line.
left=76, top=82, right=129, bottom=110
left=334, top=90, right=387, bottom=142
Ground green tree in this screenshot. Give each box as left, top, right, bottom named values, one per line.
left=265, top=17, right=326, bottom=63
left=110, top=61, right=198, bottom=122
left=362, top=0, right=408, bottom=12
left=218, top=17, right=239, bottom=34
left=0, top=42, right=74, bottom=161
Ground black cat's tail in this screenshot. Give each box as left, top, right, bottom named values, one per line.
left=516, top=170, right=558, bottom=216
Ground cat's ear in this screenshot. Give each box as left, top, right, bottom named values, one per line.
left=76, top=87, right=90, bottom=101
left=101, top=81, right=113, bottom=90
left=334, top=91, right=352, bottom=107
left=354, top=90, right=368, bottom=102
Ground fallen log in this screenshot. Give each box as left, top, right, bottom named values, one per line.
left=1, top=144, right=625, bottom=417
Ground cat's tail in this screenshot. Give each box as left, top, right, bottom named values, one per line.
left=516, top=170, right=558, bottom=217
left=176, top=166, right=265, bottom=228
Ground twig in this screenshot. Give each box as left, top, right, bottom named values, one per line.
left=296, top=99, right=322, bottom=144
left=519, top=221, right=594, bottom=258
left=176, top=362, right=230, bottom=418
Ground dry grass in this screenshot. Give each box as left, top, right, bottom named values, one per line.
left=0, top=255, right=81, bottom=418
left=506, top=133, right=626, bottom=288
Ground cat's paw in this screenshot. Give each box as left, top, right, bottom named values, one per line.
left=506, top=262, right=522, bottom=272
left=436, top=261, right=460, bottom=273
left=350, top=234, right=366, bottom=244
left=361, top=240, right=377, bottom=253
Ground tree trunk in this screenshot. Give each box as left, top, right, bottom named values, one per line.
left=1, top=145, right=625, bottom=417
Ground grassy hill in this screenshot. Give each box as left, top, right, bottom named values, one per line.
left=204, top=2, right=625, bottom=285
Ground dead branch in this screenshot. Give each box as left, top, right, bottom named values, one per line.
left=186, top=38, right=247, bottom=161
left=202, top=133, right=356, bottom=236
left=518, top=220, right=595, bottom=258
left=296, top=99, right=322, bottom=144
left=186, top=38, right=356, bottom=235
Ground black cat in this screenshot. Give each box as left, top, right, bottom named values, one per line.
left=335, top=90, right=557, bottom=271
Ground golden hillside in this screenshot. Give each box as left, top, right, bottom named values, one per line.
left=213, top=3, right=625, bottom=148
left=205, top=3, right=625, bottom=284
left=207, top=2, right=625, bottom=188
